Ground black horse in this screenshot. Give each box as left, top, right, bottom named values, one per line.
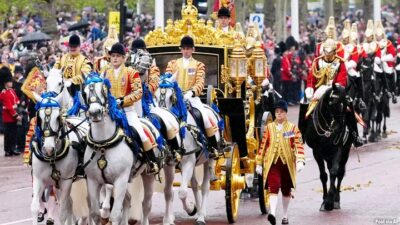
left=358, top=56, right=379, bottom=142
left=374, top=71, right=391, bottom=140
left=300, top=85, right=354, bottom=211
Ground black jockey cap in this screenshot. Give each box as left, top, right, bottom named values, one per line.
left=180, top=36, right=195, bottom=48
left=14, top=65, right=24, bottom=74
left=69, top=34, right=81, bottom=47
left=131, top=38, right=147, bottom=52
left=108, top=43, right=126, bottom=55
left=274, top=100, right=288, bottom=112
left=218, top=7, right=231, bottom=18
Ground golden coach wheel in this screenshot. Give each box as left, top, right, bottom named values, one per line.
left=225, top=144, right=245, bottom=223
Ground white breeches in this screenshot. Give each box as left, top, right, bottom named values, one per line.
left=150, top=107, right=179, bottom=139
left=125, top=105, right=149, bottom=142
left=188, top=97, right=218, bottom=136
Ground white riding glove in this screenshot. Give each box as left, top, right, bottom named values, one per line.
left=374, top=57, right=381, bottom=64
left=296, top=161, right=305, bottom=173
left=381, top=54, right=394, bottom=62
left=261, top=78, right=270, bottom=87
left=64, top=79, right=72, bottom=88
left=313, top=85, right=330, bottom=100
left=305, top=87, right=314, bottom=100
left=256, top=165, right=263, bottom=175
left=184, top=91, right=194, bottom=100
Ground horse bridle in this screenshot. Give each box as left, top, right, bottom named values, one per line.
left=159, top=79, right=176, bottom=108
left=84, top=81, right=109, bottom=114
left=313, top=91, right=345, bottom=140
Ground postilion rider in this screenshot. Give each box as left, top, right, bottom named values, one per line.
left=53, top=34, right=92, bottom=95
left=256, top=100, right=305, bottom=225
left=104, top=43, right=159, bottom=174
left=165, top=35, right=220, bottom=159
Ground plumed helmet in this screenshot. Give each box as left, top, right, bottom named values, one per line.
left=341, top=19, right=351, bottom=39
left=323, top=38, right=337, bottom=54
left=365, top=20, right=375, bottom=39
left=69, top=34, right=81, bottom=47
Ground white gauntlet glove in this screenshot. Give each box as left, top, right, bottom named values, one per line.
left=261, top=78, right=270, bottom=87
left=296, top=161, right=305, bottom=173
left=64, top=79, right=72, bottom=88
left=184, top=91, right=194, bottom=100
left=305, top=87, right=314, bottom=100
left=256, top=165, right=263, bottom=175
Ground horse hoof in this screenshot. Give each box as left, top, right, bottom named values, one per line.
left=368, top=136, right=375, bottom=143
left=319, top=203, right=326, bottom=211
left=334, top=201, right=341, bottom=209
left=101, top=217, right=110, bottom=225
left=324, top=202, right=334, bottom=211
left=128, top=219, right=138, bottom=225
left=188, top=206, right=197, bottom=216
left=46, top=218, right=54, bottom=225
left=194, top=220, right=206, bottom=225
left=382, top=132, right=388, bottom=138
left=37, top=208, right=47, bottom=222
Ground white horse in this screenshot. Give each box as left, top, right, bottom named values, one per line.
left=83, top=75, right=156, bottom=225
left=154, top=75, right=222, bottom=225
left=30, top=93, right=87, bottom=225
left=46, top=67, right=86, bottom=117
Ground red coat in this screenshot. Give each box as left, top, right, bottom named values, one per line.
left=281, top=52, right=293, bottom=81
left=0, top=88, right=20, bottom=123
left=315, top=42, right=345, bottom=58
left=306, top=56, right=347, bottom=89
left=343, top=44, right=359, bottom=76
left=375, top=40, right=396, bottom=73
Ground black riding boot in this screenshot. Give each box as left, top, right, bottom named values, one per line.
left=167, top=137, right=182, bottom=162
left=207, top=135, right=219, bottom=160
left=144, top=150, right=159, bottom=174
left=346, top=105, right=363, bottom=147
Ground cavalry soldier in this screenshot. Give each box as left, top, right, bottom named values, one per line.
left=315, top=16, right=344, bottom=58
left=305, top=38, right=364, bottom=147
left=166, top=36, right=219, bottom=159
left=256, top=100, right=305, bottom=225
left=396, top=44, right=400, bottom=95
left=54, top=34, right=92, bottom=95
left=341, top=20, right=364, bottom=109
left=217, top=7, right=233, bottom=33
left=104, top=43, right=159, bottom=174
left=374, top=20, right=397, bottom=104
left=130, top=39, right=181, bottom=161
left=94, top=25, right=119, bottom=74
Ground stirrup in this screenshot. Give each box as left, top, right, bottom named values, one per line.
left=209, top=147, right=219, bottom=160
left=147, top=162, right=159, bottom=175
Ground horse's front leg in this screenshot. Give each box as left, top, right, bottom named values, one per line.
left=195, top=161, right=213, bottom=225
left=58, top=180, right=74, bottom=224
left=382, top=116, right=387, bottom=138
left=141, top=173, right=155, bottom=225
left=110, top=174, right=130, bottom=225
left=313, top=151, right=328, bottom=211
left=87, top=178, right=102, bottom=225
left=100, top=184, right=113, bottom=221
left=179, top=155, right=197, bottom=216
left=163, top=165, right=176, bottom=225
left=31, top=177, right=46, bottom=225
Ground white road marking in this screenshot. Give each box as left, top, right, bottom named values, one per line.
left=7, top=187, right=32, bottom=193
left=0, top=218, right=32, bottom=225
